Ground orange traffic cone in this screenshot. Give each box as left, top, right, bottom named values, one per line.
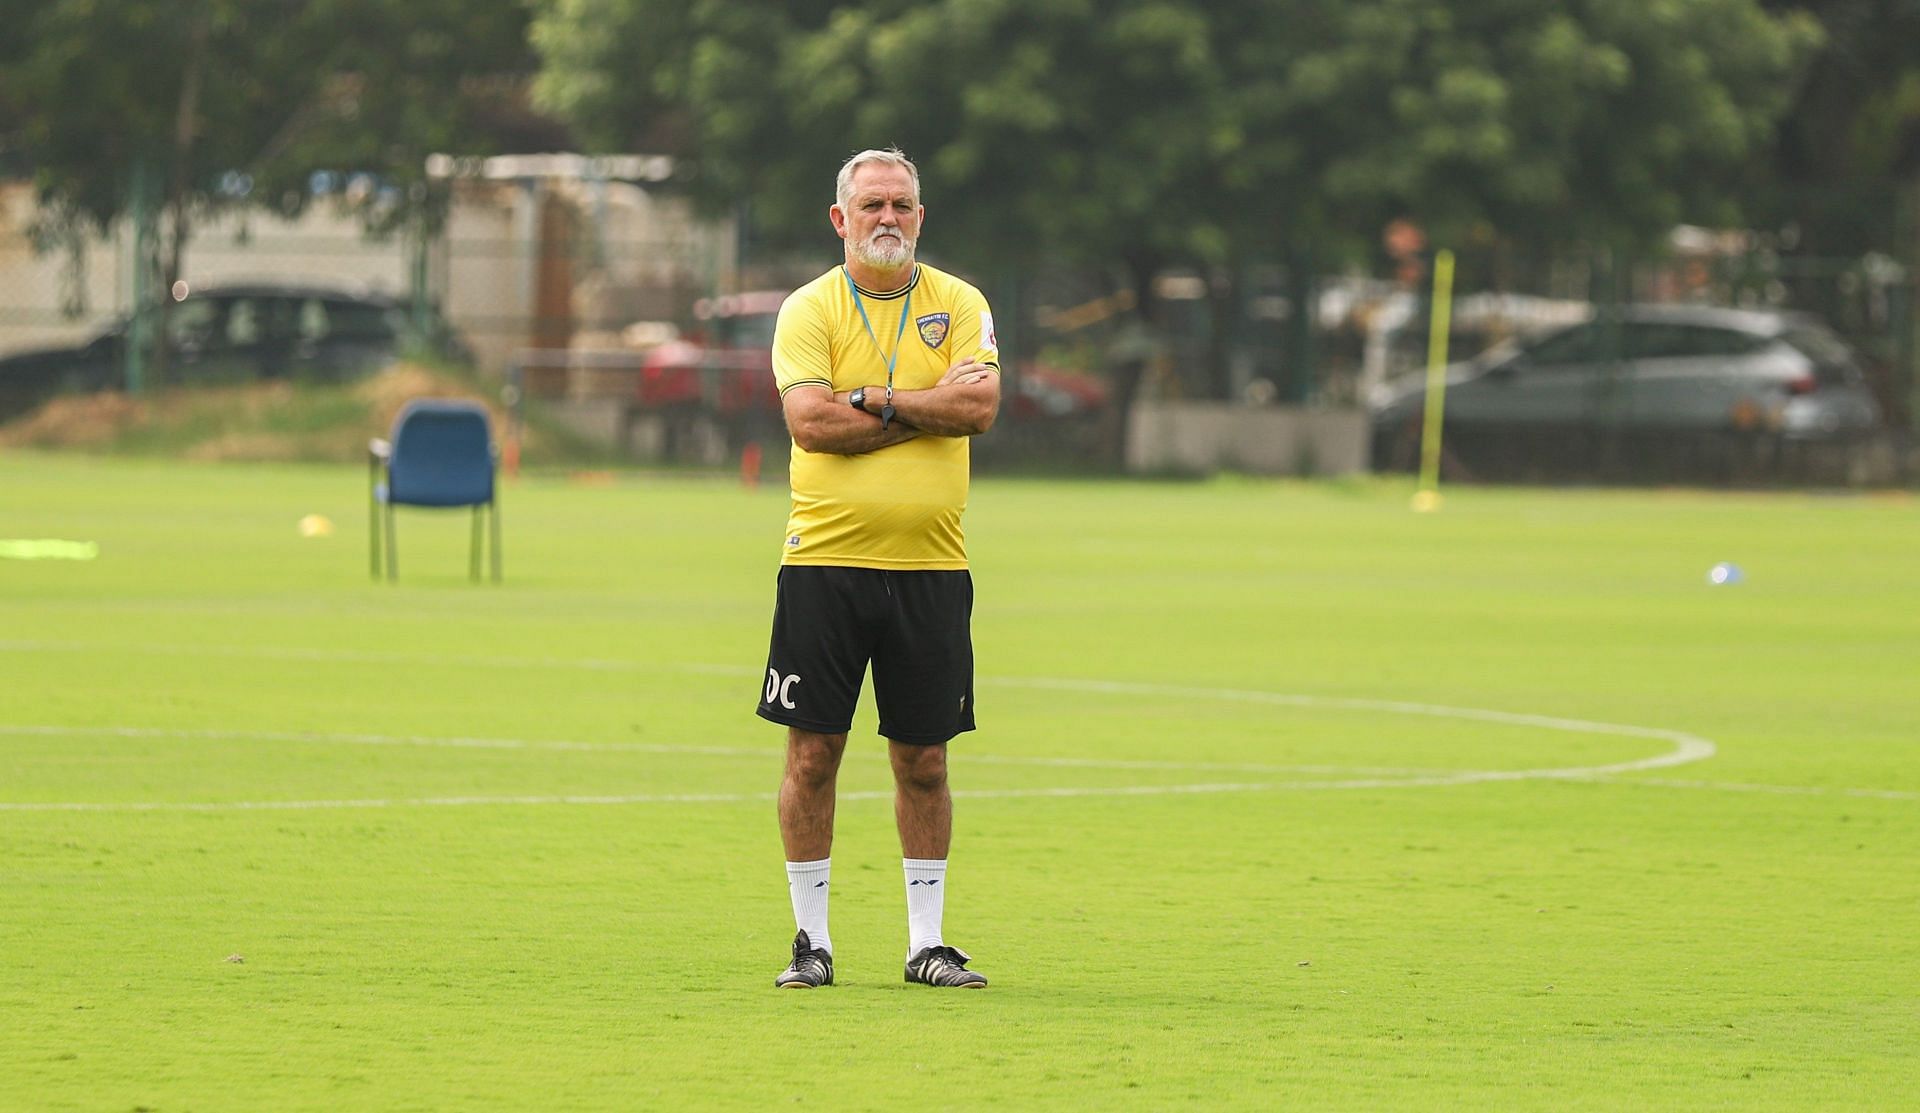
left=740, top=441, right=762, bottom=489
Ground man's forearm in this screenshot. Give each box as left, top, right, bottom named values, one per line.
left=880, top=376, right=999, bottom=437
left=790, top=394, right=922, bottom=454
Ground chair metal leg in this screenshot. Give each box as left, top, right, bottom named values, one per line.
left=470, top=506, right=482, bottom=582
left=490, top=499, right=502, bottom=583
left=369, top=459, right=383, bottom=581
left=384, top=503, right=398, bottom=581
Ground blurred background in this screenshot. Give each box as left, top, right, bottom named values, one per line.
left=1, top=0, right=1915, bottom=484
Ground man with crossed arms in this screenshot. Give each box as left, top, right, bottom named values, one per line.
left=759, top=147, right=999, bottom=989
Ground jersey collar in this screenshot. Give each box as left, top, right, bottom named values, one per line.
left=846, top=264, right=921, bottom=300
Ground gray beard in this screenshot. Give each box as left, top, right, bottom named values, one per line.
left=851, top=233, right=913, bottom=270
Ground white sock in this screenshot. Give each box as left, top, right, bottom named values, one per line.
left=903, top=857, right=947, bottom=957
left=786, top=858, right=831, bottom=956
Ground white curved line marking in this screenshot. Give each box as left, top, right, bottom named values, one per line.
left=0, top=639, right=1737, bottom=811
left=988, top=677, right=1718, bottom=778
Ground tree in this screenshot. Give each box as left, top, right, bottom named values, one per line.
left=533, top=0, right=1815, bottom=427
left=1761, top=0, right=1920, bottom=253
left=1, top=0, right=541, bottom=386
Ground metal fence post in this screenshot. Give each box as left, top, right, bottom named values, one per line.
left=1906, top=177, right=1920, bottom=443
left=124, top=157, right=157, bottom=395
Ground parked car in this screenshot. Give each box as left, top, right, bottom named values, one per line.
left=0, top=282, right=470, bottom=419
left=1368, top=304, right=1886, bottom=479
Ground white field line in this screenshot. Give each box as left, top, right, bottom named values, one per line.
left=987, top=676, right=1718, bottom=779
left=1585, top=776, right=1920, bottom=802
left=6, top=775, right=1914, bottom=813
left=0, top=784, right=1296, bottom=813
left=20, top=636, right=1889, bottom=812
left=0, top=639, right=1709, bottom=773
left=0, top=724, right=1443, bottom=777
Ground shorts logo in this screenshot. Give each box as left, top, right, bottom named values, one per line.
left=916, top=312, right=950, bottom=349
left=787, top=535, right=800, bottom=547
left=765, top=668, right=800, bottom=710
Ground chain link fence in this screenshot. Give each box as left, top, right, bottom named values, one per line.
left=4, top=174, right=1915, bottom=482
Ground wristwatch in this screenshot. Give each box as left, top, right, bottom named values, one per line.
left=849, top=386, right=867, bottom=412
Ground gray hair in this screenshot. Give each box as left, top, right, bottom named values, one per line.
left=835, top=147, right=920, bottom=210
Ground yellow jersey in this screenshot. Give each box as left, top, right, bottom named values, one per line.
left=771, top=262, right=999, bottom=569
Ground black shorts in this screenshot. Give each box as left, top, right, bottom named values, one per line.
left=757, top=566, right=976, bottom=745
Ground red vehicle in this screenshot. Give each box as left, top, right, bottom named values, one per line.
left=1006, top=363, right=1110, bottom=420
left=638, top=290, right=786, bottom=417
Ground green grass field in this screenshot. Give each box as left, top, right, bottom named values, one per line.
left=3, top=451, right=1917, bottom=1109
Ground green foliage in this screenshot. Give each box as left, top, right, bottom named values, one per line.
left=533, top=0, right=1815, bottom=270
left=4, top=0, right=538, bottom=246
left=1760, top=0, right=1920, bottom=256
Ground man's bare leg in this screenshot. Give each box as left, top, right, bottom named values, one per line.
left=890, top=739, right=983, bottom=985
left=780, top=728, right=847, bottom=860
left=775, top=728, right=845, bottom=986
left=889, top=740, right=950, bottom=859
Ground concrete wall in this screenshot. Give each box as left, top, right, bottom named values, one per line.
left=1126, top=401, right=1369, bottom=476
left=0, top=177, right=729, bottom=377
left=0, top=181, right=412, bottom=353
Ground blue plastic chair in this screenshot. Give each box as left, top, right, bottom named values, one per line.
left=369, top=399, right=501, bottom=582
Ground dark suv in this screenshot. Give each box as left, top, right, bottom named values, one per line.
left=0, top=283, right=470, bottom=419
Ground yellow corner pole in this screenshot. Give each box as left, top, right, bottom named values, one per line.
left=1413, top=248, right=1455, bottom=511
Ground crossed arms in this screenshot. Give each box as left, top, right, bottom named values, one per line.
left=781, top=358, right=1000, bottom=455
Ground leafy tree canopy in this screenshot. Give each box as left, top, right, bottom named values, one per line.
left=1761, top=0, right=1920, bottom=256
left=3, top=0, right=540, bottom=248
left=534, top=0, right=1817, bottom=276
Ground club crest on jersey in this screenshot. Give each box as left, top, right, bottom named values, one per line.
left=916, top=312, right=950, bottom=349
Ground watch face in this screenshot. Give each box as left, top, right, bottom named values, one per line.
left=850, top=387, right=865, bottom=410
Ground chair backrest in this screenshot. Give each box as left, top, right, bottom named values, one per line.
left=386, top=399, right=495, bottom=507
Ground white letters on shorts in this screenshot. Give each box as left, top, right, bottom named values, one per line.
left=765, top=668, right=800, bottom=710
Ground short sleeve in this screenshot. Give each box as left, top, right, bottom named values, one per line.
left=948, top=285, right=1000, bottom=371
left=772, top=291, right=834, bottom=395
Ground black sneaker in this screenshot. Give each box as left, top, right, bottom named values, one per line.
left=904, top=945, right=987, bottom=988
left=775, top=930, right=833, bottom=989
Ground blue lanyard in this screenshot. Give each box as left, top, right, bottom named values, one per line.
left=844, top=267, right=914, bottom=398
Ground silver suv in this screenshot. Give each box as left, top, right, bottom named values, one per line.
left=1368, top=305, right=1885, bottom=479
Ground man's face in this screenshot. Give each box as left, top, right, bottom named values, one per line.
left=832, top=164, right=922, bottom=270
